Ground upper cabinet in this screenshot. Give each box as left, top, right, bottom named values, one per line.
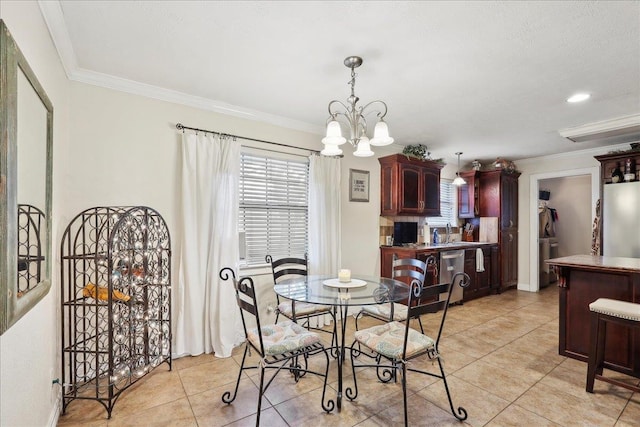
left=477, top=170, right=520, bottom=228
left=379, top=154, right=443, bottom=216
left=457, top=170, right=479, bottom=218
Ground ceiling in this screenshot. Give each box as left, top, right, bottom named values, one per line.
left=40, top=1, right=640, bottom=164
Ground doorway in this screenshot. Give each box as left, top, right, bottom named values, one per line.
left=527, top=167, right=599, bottom=292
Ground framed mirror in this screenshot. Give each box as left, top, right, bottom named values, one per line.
left=1, top=20, right=53, bottom=335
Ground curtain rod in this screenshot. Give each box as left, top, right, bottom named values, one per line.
left=175, top=123, right=321, bottom=155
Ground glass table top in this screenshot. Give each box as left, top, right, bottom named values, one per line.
left=274, top=275, right=410, bottom=307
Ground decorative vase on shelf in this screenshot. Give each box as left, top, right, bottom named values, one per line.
left=611, top=165, right=624, bottom=183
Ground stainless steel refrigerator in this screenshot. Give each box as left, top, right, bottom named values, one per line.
left=602, top=181, right=640, bottom=258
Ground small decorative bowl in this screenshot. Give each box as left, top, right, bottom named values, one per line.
left=624, top=173, right=635, bottom=182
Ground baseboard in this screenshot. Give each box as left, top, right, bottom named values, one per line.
left=47, top=398, right=61, bottom=427
left=517, top=282, right=534, bottom=292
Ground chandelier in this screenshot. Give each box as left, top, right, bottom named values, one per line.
left=321, top=56, right=394, bottom=157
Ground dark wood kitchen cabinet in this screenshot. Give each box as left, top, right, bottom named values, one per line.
left=462, top=245, right=494, bottom=301
left=379, top=154, right=443, bottom=216
left=457, top=170, right=480, bottom=218
left=478, top=170, right=521, bottom=292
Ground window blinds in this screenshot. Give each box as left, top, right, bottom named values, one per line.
left=426, top=178, right=458, bottom=227
left=239, top=153, right=309, bottom=265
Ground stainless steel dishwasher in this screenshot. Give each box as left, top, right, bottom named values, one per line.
left=440, top=250, right=465, bottom=304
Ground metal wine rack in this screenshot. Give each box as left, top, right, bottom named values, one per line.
left=60, top=206, right=172, bottom=418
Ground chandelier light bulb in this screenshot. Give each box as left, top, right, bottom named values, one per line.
left=321, top=144, right=343, bottom=156
left=370, top=120, right=394, bottom=146
left=322, top=120, right=347, bottom=145
left=353, top=136, right=374, bottom=157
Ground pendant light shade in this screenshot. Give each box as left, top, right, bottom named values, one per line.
left=453, top=152, right=466, bottom=186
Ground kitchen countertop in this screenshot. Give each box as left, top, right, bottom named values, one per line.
left=381, top=242, right=496, bottom=250
left=546, top=254, right=640, bottom=273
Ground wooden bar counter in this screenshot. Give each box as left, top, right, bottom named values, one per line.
left=547, top=255, right=640, bottom=377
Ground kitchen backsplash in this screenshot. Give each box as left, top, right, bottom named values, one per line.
left=379, top=216, right=461, bottom=246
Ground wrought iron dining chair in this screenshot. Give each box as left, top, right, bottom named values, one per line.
left=266, top=254, right=337, bottom=350
left=219, top=267, right=334, bottom=425
left=347, top=271, right=470, bottom=426
left=354, top=256, right=437, bottom=334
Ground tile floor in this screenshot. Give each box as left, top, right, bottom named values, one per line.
left=58, top=285, right=640, bottom=426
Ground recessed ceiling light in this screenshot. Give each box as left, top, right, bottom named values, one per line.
left=567, top=93, right=591, bottom=103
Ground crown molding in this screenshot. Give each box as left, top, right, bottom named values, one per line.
left=558, top=113, right=640, bottom=143
left=517, top=141, right=635, bottom=165
left=38, top=0, right=324, bottom=136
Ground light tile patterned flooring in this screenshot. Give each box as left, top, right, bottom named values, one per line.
left=58, top=286, right=640, bottom=426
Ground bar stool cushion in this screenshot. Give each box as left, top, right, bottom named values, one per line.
left=589, top=298, right=640, bottom=322
left=247, top=320, right=321, bottom=356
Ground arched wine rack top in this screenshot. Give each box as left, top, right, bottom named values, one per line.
left=61, top=206, right=171, bottom=259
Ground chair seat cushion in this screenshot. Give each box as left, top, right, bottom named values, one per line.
left=362, top=302, right=408, bottom=321
left=355, top=321, right=435, bottom=360
left=278, top=301, right=332, bottom=317
left=589, top=298, right=640, bottom=322
left=247, top=320, right=321, bottom=356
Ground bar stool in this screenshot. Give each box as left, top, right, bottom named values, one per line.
left=586, top=298, right=640, bottom=393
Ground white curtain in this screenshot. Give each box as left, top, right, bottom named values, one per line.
left=308, top=155, right=341, bottom=325
left=308, top=155, right=341, bottom=274
left=174, top=132, right=244, bottom=358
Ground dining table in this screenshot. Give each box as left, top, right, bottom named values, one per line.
left=274, top=274, right=410, bottom=411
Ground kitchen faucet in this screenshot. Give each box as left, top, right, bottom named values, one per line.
left=446, top=223, right=452, bottom=244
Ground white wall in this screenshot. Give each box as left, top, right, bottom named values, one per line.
left=540, top=175, right=592, bottom=257
left=0, top=2, right=70, bottom=426
left=516, top=143, right=630, bottom=292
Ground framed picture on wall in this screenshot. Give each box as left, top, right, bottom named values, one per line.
left=349, top=169, right=370, bottom=202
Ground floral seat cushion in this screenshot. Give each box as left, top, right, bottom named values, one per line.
left=278, top=301, right=332, bottom=317
left=361, top=302, right=408, bottom=321
left=247, top=320, right=321, bottom=356
left=354, top=321, right=435, bottom=360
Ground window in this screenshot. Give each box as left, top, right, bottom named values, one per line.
left=425, top=178, right=457, bottom=227
left=239, top=153, right=309, bottom=266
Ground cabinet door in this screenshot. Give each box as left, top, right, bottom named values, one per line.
left=458, top=171, right=478, bottom=218
left=463, top=250, right=478, bottom=298
left=422, top=168, right=440, bottom=216
left=399, top=164, right=421, bottom=214
left=479, top=171, right=501, bottom=218
left=501, top=175, right=519, bottom=228
left=458, top=182, right=472, bottom=218
left=380, top=162, right=396, bottom=215
left=477, top=254, right=492, bottom=292
left=500, top=229, right=518, bottom=288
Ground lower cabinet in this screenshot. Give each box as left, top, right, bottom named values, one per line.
left=462, top=247, right=493, bottom=302
left=380, top=244, right=497, bottom=304
left=498, top=228, right=518, bottom=292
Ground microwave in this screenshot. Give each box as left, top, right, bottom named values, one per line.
left=393, top=222, right=418, bottom=245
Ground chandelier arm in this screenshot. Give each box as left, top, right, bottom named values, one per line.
left=359, top=100, right=389, bottom=119
left=327, top=100, right=351, bottom=117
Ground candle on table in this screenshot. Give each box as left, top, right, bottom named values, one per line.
left=338, top=269, right=351, bottom=283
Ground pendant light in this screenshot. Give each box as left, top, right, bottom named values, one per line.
left=452, top=152, right=466, bottom=186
